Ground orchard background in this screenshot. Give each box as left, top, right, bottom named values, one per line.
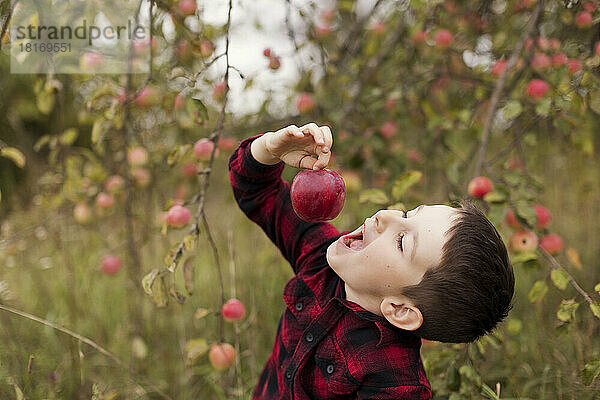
left=1, top=0, right=600, bottom=398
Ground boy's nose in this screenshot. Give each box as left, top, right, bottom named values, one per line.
left=373, top=210, right=405, bottom=231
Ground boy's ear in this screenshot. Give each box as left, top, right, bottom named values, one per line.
left=380, top=296, right=423, bottom=331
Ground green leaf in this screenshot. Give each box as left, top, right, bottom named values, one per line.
left=482, top=191, right=505, bottom=203
left=528, top=280, right=548, bottom=303
left=60, top=128, right=79, bottom=145
left=550, top=269, right=569, bottom=291
left=514, top=201, right=537, bottom=228
left=446, top=364, right=460, bottom=391
left=502, top=100, right=522, bottom=119
left=359, top=189, right=389, bottom=205
left=556, top=299, right=579, bottom=322
left=183, top=257, right=195, bottom=295
left=0, top=147, right=26, bottom=168
left=36, top=89, right=55, bottom=115
left=34, top=135, right=51, bottom=152
left=590, top=302, right=600, bottom=319
left=185, top=338, right=209, bottom=366
left=589, top=89, right=600, bottom=115
left=91, top=118, right=107, bottom=144
left=150, top=275, right=168, bottom=308
left=535, top=98, right=552, bottom=117
left=391, top=171, right=422, bottom=200
left=387, top=202, right=406, bottom=211
left=581, top=360, right=600, bottom=386
left=190, top=97, right=209, bottom=123
left=594, top=283, right=600, bottom=295
left=141, top=269, right=159, bottom=295
left=511, top=251, right=537, bottom=264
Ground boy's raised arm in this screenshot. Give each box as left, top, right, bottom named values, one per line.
left=228, top=124, right=341, bottom=274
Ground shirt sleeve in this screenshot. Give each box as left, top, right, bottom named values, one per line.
left=356, top=384, right=431, bottom=399
left=228, top=134, right=341, bottom=275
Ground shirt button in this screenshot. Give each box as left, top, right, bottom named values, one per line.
left=305, top=332, right=314, bottom=343
left=326, top=364, right=335, bottom=374
left=295, top=302, right=304, bottom=311
left=285, top=370, right=293, bottom=380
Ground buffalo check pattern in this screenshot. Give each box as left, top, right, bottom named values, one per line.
left=229, top=134, right=431, bottom=399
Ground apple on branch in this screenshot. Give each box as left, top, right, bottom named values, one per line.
left=209, top=343, right=236, bottom=371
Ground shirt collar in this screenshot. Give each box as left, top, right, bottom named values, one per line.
left=334, top=277, right=421, bottom=348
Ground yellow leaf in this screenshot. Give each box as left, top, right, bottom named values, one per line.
left=566, top=247, right=582, bottom=270
left=0, top=147, right=26, bottom=168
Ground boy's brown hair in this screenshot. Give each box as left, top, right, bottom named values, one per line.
left=401, top=199, right=514, bottom=343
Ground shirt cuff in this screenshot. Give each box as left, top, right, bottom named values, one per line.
left=235, top=134, right=285, bottom=181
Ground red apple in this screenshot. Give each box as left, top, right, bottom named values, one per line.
left=526, top=79, right=550, bottom=100
left=320, top=8, right=335, bottom=22
left=506, top=157, right=524, bottom=171
left=174, top=94, right=185, bottom=110
left=510, top=231, right=539, bottom=253
left=209, top=343, right=235, bottom=371
left=530, top=53, right=551, bottom=71
left=567, top=59, right=582, bottom=74
left=132, top=168, right=151, bottom=187
left=552, top=52, right=568, bottom=67
left=370, top=21, right=386, bottom=35
left=268, top=56, right=281, bottom=70
left=181, top=161, right=198, bottom=178
left=583, top=2, right=597, bottom=12
left=212, top=81, right=227, bottom=101
left=315, top=24, right=331, bottom=38
left=491, top=60, right=507, bottom=77
left=406, top=148, right=423, bottom=163
left=540, top=234, right=563, bottom=254
left=412, top=29, right=428, bottom=45
left=194, top=138, right=218, bottom=160
left=384, top=97, right=396, bottom=111
left=80, top=52, right=104, bottom=69
left=128, top=147, right=148, bottom=166
left=134, top=87, right=159, bottom=108
left=380, top=121, right=397, bottom=139
left=505, top=209, right=521, bottom=228
left=549, top=38, right=561, bottom=51
left=575, top=11, right=593, bottom=28
left=73, top=203, right=93, bottom=224
left=595, top=42, right=600, bottom=56
left=536, top=37, right=550, bottom=51
left=101, top=254, right=122, bottom=275
left=132, top=37, right=157, bottom=54
left=291, top=169, right=346, bottom=222
left=178, top=0, right=196, bottom=16
left=217, top=136, right=237, bottom=151
left=434, top=29, right=453, bottom=48
left=296, top=93, right=315, bottom=113
left=167, top=205, right=191, bottom=228
left=533, top=204, right=551, bottom=228
left=105, top=175, right=125, bottom=192
left=176, top=40, right=191, bottom=60
left=221, top=299, right=246, bottom=322
left=467, top=176, right=493, bottom=198
left=263, top=47, right=272, bottom=57
left=199, top=40, right=215, bottom=58
left=524, top=38, right=534, bottom=51
left=96, top=192, right=115, bottom=209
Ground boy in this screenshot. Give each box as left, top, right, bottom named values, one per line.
left=228, top=123, right=514, bottom=399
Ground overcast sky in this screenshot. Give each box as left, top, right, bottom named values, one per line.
left=197, top=0, right=383, bottom=116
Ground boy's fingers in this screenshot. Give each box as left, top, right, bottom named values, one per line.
left=313, top=150, right=331, bottom=170
left=319, top=125, right=333, bottom=152
left=299, top=122, right=325, bottom=146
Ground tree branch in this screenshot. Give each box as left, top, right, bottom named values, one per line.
left=474, top=0, right=544, bottom=177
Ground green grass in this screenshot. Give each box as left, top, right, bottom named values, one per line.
left=1, top=147, right=599, bottom=399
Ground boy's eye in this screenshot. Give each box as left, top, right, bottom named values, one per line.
left=397, top=233, right=404, bottom=251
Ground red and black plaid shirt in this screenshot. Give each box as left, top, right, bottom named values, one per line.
left=229, top=134, right=431, bottom=399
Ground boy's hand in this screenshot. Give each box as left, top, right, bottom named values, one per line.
left=252, top=123, right=333, bottom=170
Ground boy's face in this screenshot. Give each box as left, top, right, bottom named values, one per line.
left=326, top=205, right=459, bottom=301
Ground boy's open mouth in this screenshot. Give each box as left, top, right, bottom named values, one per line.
left=344, top=225, right=364, bottom=251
